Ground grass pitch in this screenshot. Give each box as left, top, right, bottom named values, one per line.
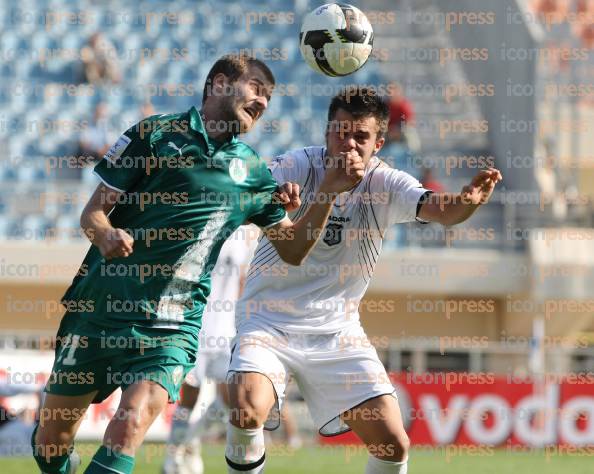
left=4, top=443, right=593, bottom=473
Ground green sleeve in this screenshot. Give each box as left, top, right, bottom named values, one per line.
left=248, top=161, right=287, bottom=229
left=93, top=120, right=153, bottom=192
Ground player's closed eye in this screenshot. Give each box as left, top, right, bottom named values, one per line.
left=247, top=81, right=258, bottom=95
left=249, top=81, right=269, bottom=99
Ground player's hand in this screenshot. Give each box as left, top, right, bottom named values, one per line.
left=95, top=228, right=134, bottom=260
left=321, top=151, right=365, bottom=194
left=461, top=168, right=503, bottom=205
left=273, top=182, right=301, bottom=212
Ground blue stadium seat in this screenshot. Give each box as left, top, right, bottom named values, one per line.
left=53, top=215, right=80, bottom=242
left=22, top=214, right=47, bottom=240
left=1, top=31, right=20, bottom=51
left=0, top=214, right=8, bottom=238
left=31, top=31, right=51, bottom=51
left=7, top=216, right=26, bottom=239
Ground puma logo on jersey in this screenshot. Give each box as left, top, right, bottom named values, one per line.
left=168, top=142, right=187, bottom=156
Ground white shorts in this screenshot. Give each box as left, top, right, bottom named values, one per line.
left=227, top=320, right=396, bottom=436
left=185, top=350, right=231, bottom=387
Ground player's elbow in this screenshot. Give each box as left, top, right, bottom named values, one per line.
left=439, top=213, right=468, bottom=226
left=437, top=215, right=458, bottom=226
left=79, top=208, right=90, bottom=232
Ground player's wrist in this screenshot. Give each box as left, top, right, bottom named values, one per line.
left=91, top=225, right=117, bottom=245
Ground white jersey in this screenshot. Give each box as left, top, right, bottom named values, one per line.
left=236, top=146, right=430, bottom=334
left=199, top=228, right=257, bottom=352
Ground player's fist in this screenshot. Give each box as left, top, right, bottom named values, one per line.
left=95, top=228, right=134, bottom=260
left=322, top=151, right=365, bottom=194
left=461, top=168, right=503, bottom=205
left=273, top=182, right=301, bottom=212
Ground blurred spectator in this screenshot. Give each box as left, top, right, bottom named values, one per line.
left=531, top=0, right=568, bottom=26
left=80, top=33, right=121, bottom=85
left=578, top=21, right=594, bottom=48
left=578, top=0, right=594, bottom=43
left=420, top=168, right=444, bottom=193
left=387, top=82, right=416, bottom=146
left=140, top=101, right=156, bottom=119
left=77, top=103, right=113, bottom=165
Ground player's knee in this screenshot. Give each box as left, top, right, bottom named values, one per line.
left=33, top=426, right=74, bottom=458
left=105, top=408, right=144, bottom=449
left=229, top=402, right=269, bottom=429
left=396, top=432, right=410, bottom=458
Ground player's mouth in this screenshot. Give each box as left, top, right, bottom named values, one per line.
left=242, top=107, right=259, bottom=122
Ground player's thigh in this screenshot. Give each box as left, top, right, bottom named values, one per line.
left=341, top=394, right=409, bottom=460
left=36, top=391, right=98, bottom=444
left=116, top=380, right=169, bottom=420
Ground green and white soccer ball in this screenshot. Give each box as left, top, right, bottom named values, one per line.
left=299, top=3, right=374, bottom=77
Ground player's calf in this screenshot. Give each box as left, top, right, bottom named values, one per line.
left=225, top=423, right=266, bottom=474
left=85, top=381, right=169, bottom=474
left=32, top=392, right=95, bottom=474
left=366, top=431, right=410, bottom=462
left=342, top=394, right=410, bottom=473
left=362, top=433, right=410, bottom=474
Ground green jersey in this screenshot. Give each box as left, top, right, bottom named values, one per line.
left=62, top=106, right=286, bottom=336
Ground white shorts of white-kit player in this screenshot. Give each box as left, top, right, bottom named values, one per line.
left=227, top=319, right=396, bottom=436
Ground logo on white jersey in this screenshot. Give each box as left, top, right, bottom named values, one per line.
left=229, top=158, right=248, bottom=184
left=323, top=222, right=343, bottom=246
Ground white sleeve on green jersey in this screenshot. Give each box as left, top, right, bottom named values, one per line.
left=93, top=121, right=152, bottom=192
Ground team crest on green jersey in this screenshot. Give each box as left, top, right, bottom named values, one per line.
left=229, top=158, right=247, bottom=184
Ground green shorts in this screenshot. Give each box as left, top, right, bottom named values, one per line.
left=44, top=313, right=197, bottom=403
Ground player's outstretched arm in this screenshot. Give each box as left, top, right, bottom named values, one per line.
left=417, top=168, right=503, bottom=226
left=265, top=151, right=365, bottom=265
left=80, top=183, right=134, bottom=260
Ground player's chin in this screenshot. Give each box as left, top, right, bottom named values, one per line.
left=239, top=116, right=256, bottom=133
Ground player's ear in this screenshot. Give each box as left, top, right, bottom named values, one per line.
left=374, top=136, right=385, bottom=154
left=212, top=73, right=230, bottom=97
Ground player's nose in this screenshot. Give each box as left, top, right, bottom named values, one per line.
left=254, top=94, right=268, bottom=112
left=343, top=136, right=357, bottom=151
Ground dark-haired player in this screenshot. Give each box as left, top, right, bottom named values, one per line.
left=225, top=86, right=502, bottom=474
left=32, top=55, right=365, bottom=474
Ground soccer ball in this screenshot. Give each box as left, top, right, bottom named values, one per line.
left=299, top=3, right=373, bottom=77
